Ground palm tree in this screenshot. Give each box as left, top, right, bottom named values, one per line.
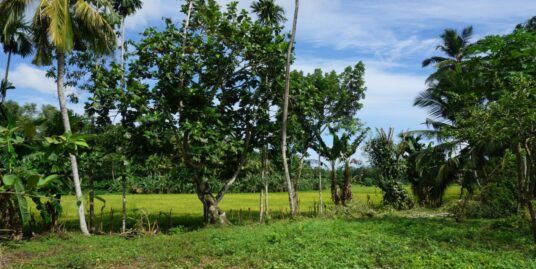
left=251, top=0, right=285, bottom=216
left=0, top=13, right=33, bottom=103
left=0, top=0, right=116, bottom=236
left=251, top=0, right=286, bottom=26
left=422, top=26, right=473, bottom=68
left=111, top=0, right=142, bottom=235
left=112, top=0, right=142, bottom=77
left=281, top=0, right=299, bottom=217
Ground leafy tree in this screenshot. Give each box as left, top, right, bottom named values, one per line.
left=0, top=0, right=116, bottom=235
left=250, top=0, right=287, bottom=214
left=104, top=0, right=289, bottom=224
left=0, top=13, right=33, bottom=105
left=281, top=0, right=300, bottom=217
left=453, top=74, right=536, bottom=241
left=365, top=128, right=414, bottom=209
left=111, top=0, right=143, bottom=235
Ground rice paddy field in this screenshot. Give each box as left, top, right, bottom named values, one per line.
left=54, top=185, right=461, bottom=230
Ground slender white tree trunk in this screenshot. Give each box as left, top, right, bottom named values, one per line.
left=318, top=154, right=323, bottom=215
left=120, top=17, right=128, bottom=234
left=261, top=146, right=269, bottom=217
left=281, top=0, right=300, bottom=217
left=182, top=0, right=194, bottom=46
left=259, top=189, right=264, bottom=222
left=57, top=52, right=90, bottom=236
left=2, top=51, right=12, bottom=103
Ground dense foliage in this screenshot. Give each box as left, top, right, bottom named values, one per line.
left=1, top=0, right=536, bottom=250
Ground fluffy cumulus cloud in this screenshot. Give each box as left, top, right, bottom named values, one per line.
left=218, top=0, right=535, bottom=63
left=4, top=64, right=57, bottom=95
left=294, top=57, right=427, bottom=131
left=125, top=0, right=183, bottom=30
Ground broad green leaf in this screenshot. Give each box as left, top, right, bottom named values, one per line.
left=14, top=179, right=30, bottom=229
left=26, top=174, right=41, bottom=190
left=74, top=140, right=89, bottom=148
left=38, top=175, right=60, bottom=188
left=2, top=174, right=18, bottom=186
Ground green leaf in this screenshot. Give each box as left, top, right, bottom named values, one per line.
left=26, top=174, right=40, bottom=190
left=74, top=140, right=89, bottom=148
left=14, top=178, right=30, bottom=229
left=2, top=174, right=18, bottom=186
left=24, top=123, right=37, bottom=139
left=38, top=175, right=60, bottom=188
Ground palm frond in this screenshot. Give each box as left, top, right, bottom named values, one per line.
left=42, top=0, right=74, bottom=52
left=32, top=3, right=53, bottom=65
left=0, top=0, right=33, bottom=17
left=73, top=0, right=116, bottom=54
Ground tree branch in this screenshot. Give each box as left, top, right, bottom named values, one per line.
left=215, top=125, right=252, bottom=203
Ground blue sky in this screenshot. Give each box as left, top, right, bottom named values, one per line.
left=1, top=0, right=535, bottom=136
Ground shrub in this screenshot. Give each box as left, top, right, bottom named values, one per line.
left=378, top=180, right=414, bottom=210
left=448, top=178, right=518, bottom=219
left=478, top=179, right=518, bottom=218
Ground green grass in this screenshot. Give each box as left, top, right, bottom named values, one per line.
left=53, top=185, right=461, bottom=231
left=2, top=216, right=535, bottom=268
left=3, top=185, right=534, bottom=268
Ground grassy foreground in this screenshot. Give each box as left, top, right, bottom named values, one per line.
left=6, top=185, right=532, bottom=268
left=1, top=216, right=535, bottom=268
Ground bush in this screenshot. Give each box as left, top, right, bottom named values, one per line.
left=478, top=179, right=518, bottom=218
left=448, top=178, right=518, bottom=219
left=378, top=180, right=414, bottom=210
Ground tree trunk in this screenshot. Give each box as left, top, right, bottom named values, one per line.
left=89, top=171, right=94, bottom=232
left=330, top=162, right=340, bottom=205
left=292, top=155, right=305, bottom=209
left=259, top=189, right=264, bottom=222
left=196, top=180, right=230, bottom=225
left=119, top=16, right=129, bottom=234
left=56, top=52, right=90, bottom=236
left=318, top=154, right=323, bottom=214
left=281, top=0, right=300, bottom=217
left=182, top=0, right=194, bottom=52
left=515, top=142, right=536, bottom=243
left=1, top=51, right=12, bottom=103
left=527, top=199, right=536, bottom=243
left=265, top=181, right=269, bottom=217
left=121, top=175, right=126, bottom=233
left=261, top=146, right=269, bottom=217
left=120, top=17, right=126, bottom=84
left=341, top=160, right=353, bottom=206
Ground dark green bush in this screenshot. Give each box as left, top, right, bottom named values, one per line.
left=478, top=179, right=518, bottom=218
left=448, top=178, right=518, bottom=219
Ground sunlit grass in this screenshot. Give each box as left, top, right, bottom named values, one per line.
left=52, top=185, right=461, bottom=230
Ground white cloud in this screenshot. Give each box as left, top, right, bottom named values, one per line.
left=5, top=64, right=57, bottom=95
left=218, top=0, right=534, bottom=62
left=125, top=0, right=182, bottom=30
left=2, top=63, right=78, bottom=100
left=126, top=0, right=535, bottom=64
left=294, top=56, right=428, bottom=131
